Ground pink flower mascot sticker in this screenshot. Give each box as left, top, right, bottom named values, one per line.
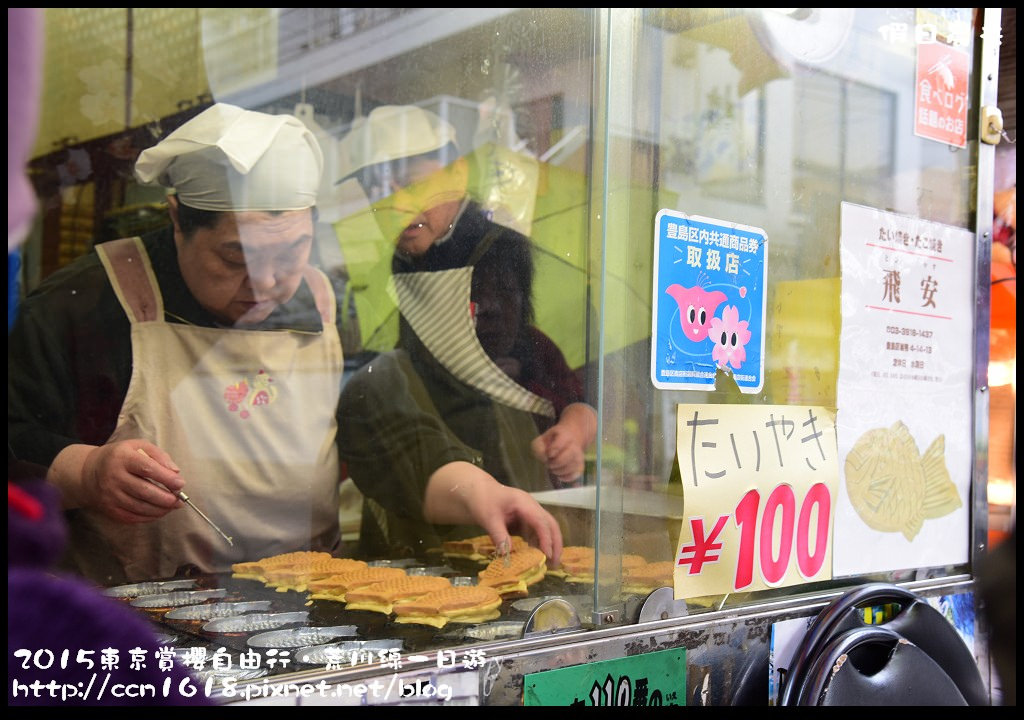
left=709, top=305, right=751, bottom=370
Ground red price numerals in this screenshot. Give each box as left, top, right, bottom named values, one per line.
left=733, top=482, right=831, bottom=589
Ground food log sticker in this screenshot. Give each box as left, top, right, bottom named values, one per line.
left=671, top=404, right=838, bottom=600
left=913, top=8, right=971, bottom=148
left=651, top=210, right=767, bottom=393
left=844, top=420, right=961, bottom=541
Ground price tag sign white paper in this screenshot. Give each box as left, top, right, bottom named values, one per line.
left=672, top=404, right=838, bottom=599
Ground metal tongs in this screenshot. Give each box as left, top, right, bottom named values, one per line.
left=137, top=448, right=234, bottom=546
left=494, top=538, right=512, bottom=568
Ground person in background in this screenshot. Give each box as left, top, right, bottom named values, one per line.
left=336, top=105, right=594, bottom=559
left=7, top=7, right=208, bottom=706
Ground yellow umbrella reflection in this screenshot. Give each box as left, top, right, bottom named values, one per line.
left=332, top=139, right=675, bottom=371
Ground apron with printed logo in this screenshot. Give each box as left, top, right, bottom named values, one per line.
left=67, top=237, right=343, bottom=584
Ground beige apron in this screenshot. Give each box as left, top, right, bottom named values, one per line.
left=68, top=237, right=343, bottom=584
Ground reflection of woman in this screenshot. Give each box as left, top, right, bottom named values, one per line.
left=336, top=105, right=594, bottom=558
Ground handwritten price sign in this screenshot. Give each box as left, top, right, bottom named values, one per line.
left=672, top=404, right=838, bottom=599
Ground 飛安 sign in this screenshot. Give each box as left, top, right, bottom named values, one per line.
left=673, top=404, right=838, bottom=599
left=833, top=202, right=973, bottom=576
left=651, top=210, right=767, bottom=393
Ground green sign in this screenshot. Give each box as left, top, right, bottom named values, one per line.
left=523, top=647, right=686, bottom=706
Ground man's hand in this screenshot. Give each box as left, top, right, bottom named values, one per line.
left=76, top=441, right=185, bottom=524
left=531, top=403, right=597, bottom=484
left=531, top=424, right=585, bottom=484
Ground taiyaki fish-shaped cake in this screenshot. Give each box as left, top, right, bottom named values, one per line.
left=306, top=567, right=408, bottom=603
left=845, top=420, right=962, bottom=541
left=478, top=546, right=547, bottom=598
left=263, top=557, right=368, bottom=593
left=622, top=561, right=676, bottom=595
left=344, top=575, right=453, bottom=615
left=443, top=534, right=529, bottom=563
left=231, top=551, right=333, bottom=583
left=545, top=546, right=594, bottom=579
left=393, top=585, right=504, bottom=628
left=562, top=552, right=646, bottom=584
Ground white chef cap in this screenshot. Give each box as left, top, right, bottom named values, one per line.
left=336, top=104, right=458, bottom=183
left=134, top=103, right=323, bottom=212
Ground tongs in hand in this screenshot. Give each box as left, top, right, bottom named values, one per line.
left=137, top=448, right=234, bottom=546
left=494, top=538, right=512, bottom=568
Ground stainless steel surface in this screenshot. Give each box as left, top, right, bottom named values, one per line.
left=103, top=578, right=197, bottom=597
left=164, top=600, right=273, bottom=621
left=293, top=639, right=406, bottom=667
left=459, top=621, right=527, bottom=642
left=524, top=598, right=582, bottom=637
left=196, top=666, right=270, bottom=687
left=129, top=588, right=227, bottom=608
left=367, top=558, right=420, bottom=568
left=202, top=610, right=310, bottom=634
left=972, top=7, right=1000, bottom=568
left=511, top=594, right=592, bottom=615
left=406, top=566, right=456, bottom=576
left=205, top=576, right=981, bottom=705
left=637, top=586, right=689, bottom=623
left=248, top=626, right=361, bottom=649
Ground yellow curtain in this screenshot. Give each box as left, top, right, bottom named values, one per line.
left=32, top=8, right=280, bottom=160
left=34, top=8, right=129, bottom=158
